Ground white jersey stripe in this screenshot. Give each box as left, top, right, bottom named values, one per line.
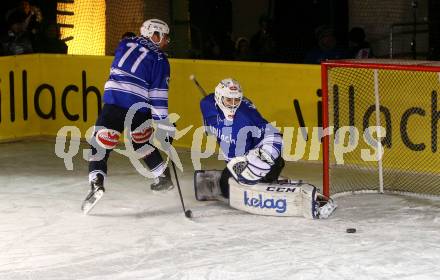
left=110, top=68, right=147, bottom=83
left=105, top=86, right=148, bottom=101
left=105, top=81, right=148, bottom=98
left=152, top=109, right=168, bottom=116
left=149, top=89, right=168, bottom=99
left=108, top=79, right=149, bottom=93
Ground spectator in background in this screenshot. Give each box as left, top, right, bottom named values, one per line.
left=250, top=16, right=276, bottom=62
left=203, top=34, right=222, bottom=60
left=349, top=27, right=373, bottom=59
left=33, top=22, right=67, bottom=54
left=6, top=0, right=43, bottom=37
left=234, top=37, right=251, bottom=61
left=5, top=0, right=43, bottom=53
left=218, top=32, right=235, bottom=60
left=1, top=15, right=33, bottom=55
left=203, top=32, right=235, bottom=61
left=304, top=25, right=349, bottom=64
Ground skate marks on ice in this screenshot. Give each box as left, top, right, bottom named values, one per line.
left=2, top=192, right=440, bottom=279
left=317, top=194, right=440, bottom=280
left=1, top=141, right=440, bottom=279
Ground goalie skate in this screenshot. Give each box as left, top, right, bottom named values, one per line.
left=81, top=174, right=105, bottom=215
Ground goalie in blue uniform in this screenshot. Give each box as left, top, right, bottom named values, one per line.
left=196, top=78, right=336, bottom=219
left=199, top=78, right=285, bottom=198
left=82, top=19, right=176, bottom=214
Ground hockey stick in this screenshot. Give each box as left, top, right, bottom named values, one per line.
left=189, top=74, right=207, bottom=97
left=170, top=158, right=192, bottom=218
left=189, top=74, right=209, bottom=137
left=164, top=130, right=192, bottom=218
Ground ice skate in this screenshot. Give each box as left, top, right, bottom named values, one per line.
left=81, top=174, right=105, bottom=215
left=150, top=167, right=174, bottom=192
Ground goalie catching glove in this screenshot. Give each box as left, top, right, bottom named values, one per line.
left=227, top=147, right=275, bottom=185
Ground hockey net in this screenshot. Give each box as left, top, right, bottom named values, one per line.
left=322, top=59, right=440, bottom=197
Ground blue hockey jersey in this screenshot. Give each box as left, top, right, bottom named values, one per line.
left=103, top=36, right=170, bottom=120
left=200, top=94, right=283, bottom=161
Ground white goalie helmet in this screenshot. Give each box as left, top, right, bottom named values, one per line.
left=214, top=78, right=243, bottom=120
left=140, top=19, right=169, bottom=44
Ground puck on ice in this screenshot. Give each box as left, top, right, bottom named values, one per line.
left=346, top=228, right=356, bottom=233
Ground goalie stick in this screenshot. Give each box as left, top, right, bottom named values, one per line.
left=189, top=74, right=209, bottom=137
left=189, top=74, right=207, bottom=97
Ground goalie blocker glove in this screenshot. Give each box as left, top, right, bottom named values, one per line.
left=227, top=147, right=275, bottom=185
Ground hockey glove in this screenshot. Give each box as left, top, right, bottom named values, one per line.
left=155, top=118, right=176, bottom=144
left=227, top=147, right=275, bottom=185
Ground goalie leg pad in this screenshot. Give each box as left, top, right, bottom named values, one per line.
left=228, top=178, right=337, bottom=219
left=194, top=170, right=223, bottom=201
left=301, top=185, right=337, bottom=219
left=317, top=196, right=337, bottom=219
left=229, top=178, right=303, bottom=216
left=300, top=185, right=319, bottom=219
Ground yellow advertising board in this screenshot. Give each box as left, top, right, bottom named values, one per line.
left=0, top=55, right=42, bottom=140
left=0, top=54, right=109, bottom=140
left=1, top=54, right=439, bottom=170
left=328, top=67, right=440, bottom=173
left=0, top=55, right=322, bottom=161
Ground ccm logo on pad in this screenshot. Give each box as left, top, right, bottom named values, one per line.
left=266, top=186, right=297, bottom=193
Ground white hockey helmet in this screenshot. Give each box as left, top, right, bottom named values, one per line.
left=214, top=78, right=243, bottom=120
left=140, top=19, right=169, bottom=44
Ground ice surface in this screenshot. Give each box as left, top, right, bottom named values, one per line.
left=1, top=140, right=440, bottom=280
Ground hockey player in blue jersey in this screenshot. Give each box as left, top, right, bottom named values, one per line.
left=199, top=78, right=285, bottom=198
left=82, top=19, right=176, bottom=214
left=196, top=79, right=337, bottom=219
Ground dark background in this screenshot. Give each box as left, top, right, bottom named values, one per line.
left=2, top=0, right=439, bottom=60
left=0, top=0, right=57, bottom=33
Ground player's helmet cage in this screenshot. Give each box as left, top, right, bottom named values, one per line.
left=214, top=78, right=243, bottom=119
left=140, top=19, right=170, bottom=44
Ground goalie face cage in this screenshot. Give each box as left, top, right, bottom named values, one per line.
left=321, top=59, right=440, bottom=198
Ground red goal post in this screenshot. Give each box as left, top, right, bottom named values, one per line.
left=321, top=59, right=440, bottom=198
